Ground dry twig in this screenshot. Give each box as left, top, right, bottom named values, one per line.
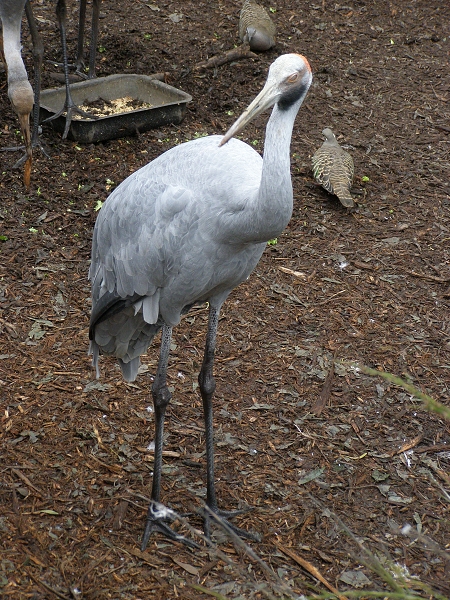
left=390, top=433, right=423, bottom=456
left=274, top=541, right=349, bottom=600
left=279, top=266, right=307, bottom=279
left=404, top=269, right=450, bottom=283
left=11, top=468, right=46, bottom=499
left=195, top=45, right=258, bottom=70
left=312, top=361, right=335, bottom=416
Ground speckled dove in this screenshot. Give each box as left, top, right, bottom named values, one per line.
left=312, top=128, right=355, bottom=208
left=239, top=0, right=276, bottom=52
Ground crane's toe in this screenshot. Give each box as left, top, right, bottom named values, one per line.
left=141, top=501, right=199, bottom=551
left=43, top=102, right=98, bottom=140
left=202, top=505, right=261, bottom=542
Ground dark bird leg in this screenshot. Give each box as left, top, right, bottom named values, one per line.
left=74, top=0, right=87, bottom=75
left=149, top=324, right=172, bottom=506
left=75, top=0, right=99, bottom=79
left=88, top=0, right=100, bottom=79
left=44, top=0, right=96, bottom=139
left=200, top=304, right=260, bottom=542
left=24, top=1, right=43, bottom=148
left=141, top=325, right=198, bottom=550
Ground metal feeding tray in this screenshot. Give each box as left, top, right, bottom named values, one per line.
left=39, top=74, right=192, bottom=143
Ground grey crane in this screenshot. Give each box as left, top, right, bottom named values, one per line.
left=239, top=0, right=276, bottom=52
left=89, top=53, right=312, bottom=549
left=0, top=0, right=34, bottom=188
left=311, top=128, right=355, bottom=208
left=1, top=0, right=100, bottom=186
left=24, top=0, right=100, bottom=141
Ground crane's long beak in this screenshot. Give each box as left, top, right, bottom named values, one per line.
left=18, top=113, right=32, bottom=189
left=219, top=80, right=279, bottom=147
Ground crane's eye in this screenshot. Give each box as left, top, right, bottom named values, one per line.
left=286, top=72, right=300, bottom=83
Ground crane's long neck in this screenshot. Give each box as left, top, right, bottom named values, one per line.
left=249, top=102, right=298, bottom=242
left=2, top=16, right=29, bottom=88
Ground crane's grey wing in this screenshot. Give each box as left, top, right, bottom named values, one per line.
left=89, top=173, right=197, bottom=381
left=89, top=135, right=266, bottom=381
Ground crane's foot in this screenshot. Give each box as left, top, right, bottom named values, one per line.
left=44, top=103, right=98, bottom=140
left=0, top=144, right=34, bottom=160
left=74, top=59, right=93, bottom=81
left=1, top=137, right=50, bottom=189
left=46, top=59, right=89, bottom=81
left=202, top=505, right=261, bottom=543
left=141, top=501, right=199, bottom=551
left=12, top=139, right=51, bottom=168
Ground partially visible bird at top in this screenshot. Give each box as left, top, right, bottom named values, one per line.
left=239, top=0, right=276, bottom=52
left=311, top=127, right=355, bottom=208
left=45, top=0, right=101, bottom=139
left=89, top=53, right=312, bottom=549
left=0, top=0, right=33, bottom=188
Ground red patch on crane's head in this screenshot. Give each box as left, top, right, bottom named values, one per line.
left=295, top=53, right=312, bottom=73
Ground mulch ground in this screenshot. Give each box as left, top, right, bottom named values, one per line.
left=1, top=0, right=449, bottom=598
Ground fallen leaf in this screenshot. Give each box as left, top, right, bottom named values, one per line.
left=298, top=467, right=325, bottom=485
left=172, top=558, right=199, bottom=575
left=339, top=570, right=372, bottom=588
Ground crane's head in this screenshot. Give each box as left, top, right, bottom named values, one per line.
left=8, top=80, right=33, bottom=147
left=8, top=80, right=34, bottom=189
left=220, top=53, right=312, bottom=146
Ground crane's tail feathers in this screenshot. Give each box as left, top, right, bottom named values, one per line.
left=119, top=357, right=141, bottom=382
left=88, top=340, right=101, bottom=379
left=89, top=338, right=143, bottom=382
left=89, top=306, right=162, bottom=382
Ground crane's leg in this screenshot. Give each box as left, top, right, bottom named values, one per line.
left=52, top=0, right=89, bottom=79
left=24, top=1, right=43, bottom=148
left=141, top=325, right=198, bottom=550
left=200, top=305, right=261, bottom=542
left=74, top=0, right=87, bottom=75
left=88, top=0, right=100, bottom=79
left=74, top=0, right=99, bottom=79
left=149, top=324, right=172, bottom=505
left=44, top=0, right=96, bottom=139
left=18, top=1, right=51, bottom=162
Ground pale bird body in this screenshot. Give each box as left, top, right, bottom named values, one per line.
left=239, top=0, right=276, bottom=52
left=312, top=128, right=355, bottom=207
left=0, top=0, right=33, bottom=187
left=89, top=54, right=312, bottom=549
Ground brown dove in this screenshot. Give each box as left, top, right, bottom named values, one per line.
left=312, top=128, right=355, bottom=207
left=239, top=0, right=276, bottom=52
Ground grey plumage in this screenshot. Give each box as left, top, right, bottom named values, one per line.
left=89, top=139, right=272, bottom=382
left=239, top=0, right=276, bottom=52
left=312, top=128, right=355, bottom=208
left=0, top=0, right=33, bottom=187
left=90, top=54, right=312, bottom=382
left=89, top=54, right=312, bottom=548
